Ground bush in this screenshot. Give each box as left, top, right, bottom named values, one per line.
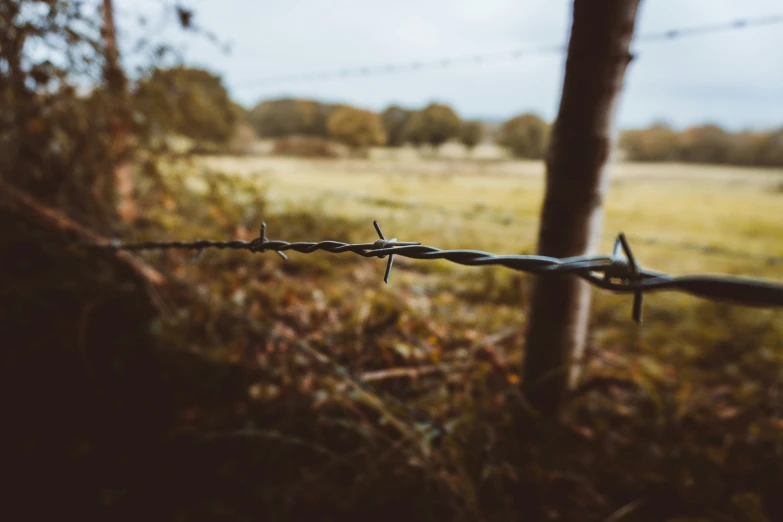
left=678, top=124, right=733, bottom=164
left=496, top=113, right=550, bottom=159
left=619, top=124, right=783, bottom=167
left=381, top=105, right=413, bottom=147
left=327, top=106, right=386, bottom=150
left=618, top=123, right=679, bottom=161
left=459, top=121, right=484, bottom=151
left=403, top=103, right=462, bottom=149
left=133, top=66, right=238, bottom=147
left=249, top=98, right=339, bottom=139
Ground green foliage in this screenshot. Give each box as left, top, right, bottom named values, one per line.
left=327, top=105, right=386, bottom=149
left=620, top=124, right=783, bottom=167
left=230, top=101, right=249, bottom=124
left=619, top=123, right=680, bottom=161
left=296, top=99, right=336, bottom=137
left=403, top=103, right=462, bottom=148
left=0, top=0, right=224, bottom=229
left=381, top=105, right=413, bottom=147
left=248, top=98, right=304, bottom=138
left=679, top=124, right=734, bottom=164
left=496, top=113, right=550, bottom=159
left=0, top=0, right=122, bottom=229
left=248, top=98, right=337, bottom=139
left=459, top=121, right=484, bottom=151
left=133, top=66, right=238, bottom=146
left=401, top=111, right=426, bottom=146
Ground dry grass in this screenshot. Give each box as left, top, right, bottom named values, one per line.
left=195, top=154, right=783, bottom=279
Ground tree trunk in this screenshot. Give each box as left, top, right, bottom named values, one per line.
left=521, top=0, right=642, bottom=417
left=102, top=0, right=136, bottom=224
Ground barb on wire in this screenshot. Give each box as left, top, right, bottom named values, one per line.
left=614, top=233, right=644, bottom=324
left=84, top=220, right=783, bottom=323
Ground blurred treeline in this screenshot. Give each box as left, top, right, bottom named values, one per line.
left=242, top=98, right=783, bottom=167
left=243, top=97, right=547, bottom=158
left=620, top=123, right=783, bottom=167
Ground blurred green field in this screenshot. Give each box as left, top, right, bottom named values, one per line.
left=178, top=153, right=783, bottom=367
left=196, top=154, right=783, bottom=277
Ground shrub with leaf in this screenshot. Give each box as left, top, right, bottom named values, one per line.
left=403, top=103, right=462, bottom=149
left=133, top=66, right=238, bottom=148
left=327, top=105, right=387, bottom=150
left=496, top=113, right=550, bottom=159
left=459, top=121, right=484, bottom=152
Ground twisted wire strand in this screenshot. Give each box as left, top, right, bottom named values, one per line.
left=78, top=219, right=783, bottom=467
left=86, top=221, right=783, bottom=318
left=233, top=14, right=783, bottom=87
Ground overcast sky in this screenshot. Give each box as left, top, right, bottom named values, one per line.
left=123, top=0, right=783, bottom=131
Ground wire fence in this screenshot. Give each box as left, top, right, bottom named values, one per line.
left=82, top=218, right=783, bottom=471
left=86, top=220, right=783, bottom=325
left=234, top=14, right=783, bottom=87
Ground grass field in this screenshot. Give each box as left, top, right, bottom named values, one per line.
left=197, top=154, right=783, bottom=277
left=179, top=152, right=783, bottom=372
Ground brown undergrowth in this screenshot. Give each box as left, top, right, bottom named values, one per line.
left=2, top=167, right=781, bottom=522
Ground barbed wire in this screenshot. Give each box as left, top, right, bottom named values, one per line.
left=84, top=220, right=783, bottom=324
left=233, top=14, right=783, bottom=88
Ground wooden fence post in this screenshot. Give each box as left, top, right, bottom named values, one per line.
left=521, top=0, right=642, bottom=417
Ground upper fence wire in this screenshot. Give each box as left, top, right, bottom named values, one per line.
left=233, top=14, right=783, bottom=87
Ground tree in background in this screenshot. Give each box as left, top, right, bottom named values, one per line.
left=459, top=121, right=484, bottom=153
left=678, top=124, right=733, bottom=164
left=757, top=128, right=783, bottom=166
left=496, top=113, right=550, bottom=159
left=226, top=102, right=260, bottom=155
left=248, top=99, right=308, bottom=138
left=230, top=101, right=249, bottom=124
left=381, top=105, right=413, bottom=147
left=327, top=106, right=386, bottom=151
left=618, top=123, right=783, bottom=167
left=296, top=99, right=335, bottom=137
left=618, top=122, right=679, bottom=161
left=403, top=103, right=461, bottom=149
left=248, top=98, right=338, bottom=139
left=134, top=66, right=238, bottom=147
left=401, top=111, right=426, bottom=147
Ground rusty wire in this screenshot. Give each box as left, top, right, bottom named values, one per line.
left=85, top=220, right=783, bottom=324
